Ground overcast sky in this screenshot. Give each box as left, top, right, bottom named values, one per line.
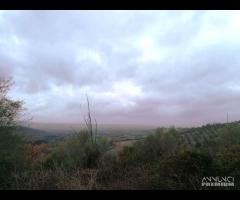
left=1, top=10, right=240, bottom=127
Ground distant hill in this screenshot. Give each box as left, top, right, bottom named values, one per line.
left=17, top=126, right=66, bottom=143
left=17, top=120, right=240, bottom=144
left=180, top=120, right=240, bottom=146
left=17, top=122, right=156, bottom=143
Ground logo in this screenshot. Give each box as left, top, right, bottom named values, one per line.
left=201, top=176, right=234, bottom=187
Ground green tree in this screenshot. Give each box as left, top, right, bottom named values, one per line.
left=215, top=125, right=240, bottom=148
left=118, top=127, right=183, bottom=167
left=0, top=78, right=25, bottom=189
left=203, top=125, right=240, bottom=156
left=215, top=144, right=240, bottom=189
left=0, top=78, right=23, bottom=127
left=156, top=151, right=214, bottom=190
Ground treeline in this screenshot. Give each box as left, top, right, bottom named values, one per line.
left=1, top=78, right=240, bottom=190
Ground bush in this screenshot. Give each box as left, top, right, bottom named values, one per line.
left=0, top=127, right=26, bottom=189
left=155, top=150, right=215, bottom=190
left=45, top=130, right=111, bottom=170
left=202, top=125, right=240, bottom=157
left=215, top=125, right=240, bottom=148
left=96, top=151, right=119, bottom=185
left=216, top=144, right=240, bottom=176
left=24, top=142, right=50, bottom=169
left=118, top=127, right=182, bottom=167
left=0, top=78, right=26, bottom=189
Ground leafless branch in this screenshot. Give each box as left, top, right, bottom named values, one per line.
left=94, top=118, right=98, bottom=144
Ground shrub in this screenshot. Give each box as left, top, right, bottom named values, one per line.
left=155, top=150, right=215, bottom=189
left=0, top=78, right=26, bottom=189
left=216, top=144, right=240, bottom=176
left=45, top=130, right=111, bottom=170
left=215, top=125, right=240, bottom=148
left=24, top=142, right=50, bottom=169
left=0, top=127, right=26, bottom=189
left=202, top=125, right=240, bottom=157
left=118, top=127, right=182, bottom=167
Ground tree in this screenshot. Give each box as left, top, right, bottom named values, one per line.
left=84, top=95, right=98, bottom=145
left=204, top=125, right=240, bottom=156
left=156, top=150, right=214, bottom=190
left=216, top=144, right=240, bottom=175
left=0, top=77, right=25, bottom=189
left=0, top=78, right=23, bottom=127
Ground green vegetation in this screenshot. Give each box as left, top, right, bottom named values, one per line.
left=46, top=131, right=111, bottom=170
left=0, top=78, right=26, bottom=189
left=1, top=77, right=240, bottom=189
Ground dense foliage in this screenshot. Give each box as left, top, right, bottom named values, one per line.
left=0, top=78, right=25, bottom=189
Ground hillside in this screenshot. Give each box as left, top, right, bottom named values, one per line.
left=18, top=120, right=240, bottom=145
left=179, top=120, right=240, bottom=146
left=17, top=126, right=66, bottom=143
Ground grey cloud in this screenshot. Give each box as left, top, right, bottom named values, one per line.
left=1, top=11, right=240, bottom=126
left=1, top=11, right=146, bottom=94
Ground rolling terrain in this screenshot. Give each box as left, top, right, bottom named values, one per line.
left=18, top=121, right=240, bottom=150
left=179, top=120, right=240, bottom=146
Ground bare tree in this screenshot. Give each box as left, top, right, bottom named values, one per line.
left=84, top=95, right=98, bottom=145
left=94, top=118, right=97, bottom=144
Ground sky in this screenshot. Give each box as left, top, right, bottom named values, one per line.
left=1, top=10, right=240, bottom=127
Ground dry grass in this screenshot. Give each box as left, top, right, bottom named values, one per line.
left=13, top=168, right=99, bottom=190
left=112, top=140, right=137, bottom=152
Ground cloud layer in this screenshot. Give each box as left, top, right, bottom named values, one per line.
left=1, top=10, right=240, bottom=127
